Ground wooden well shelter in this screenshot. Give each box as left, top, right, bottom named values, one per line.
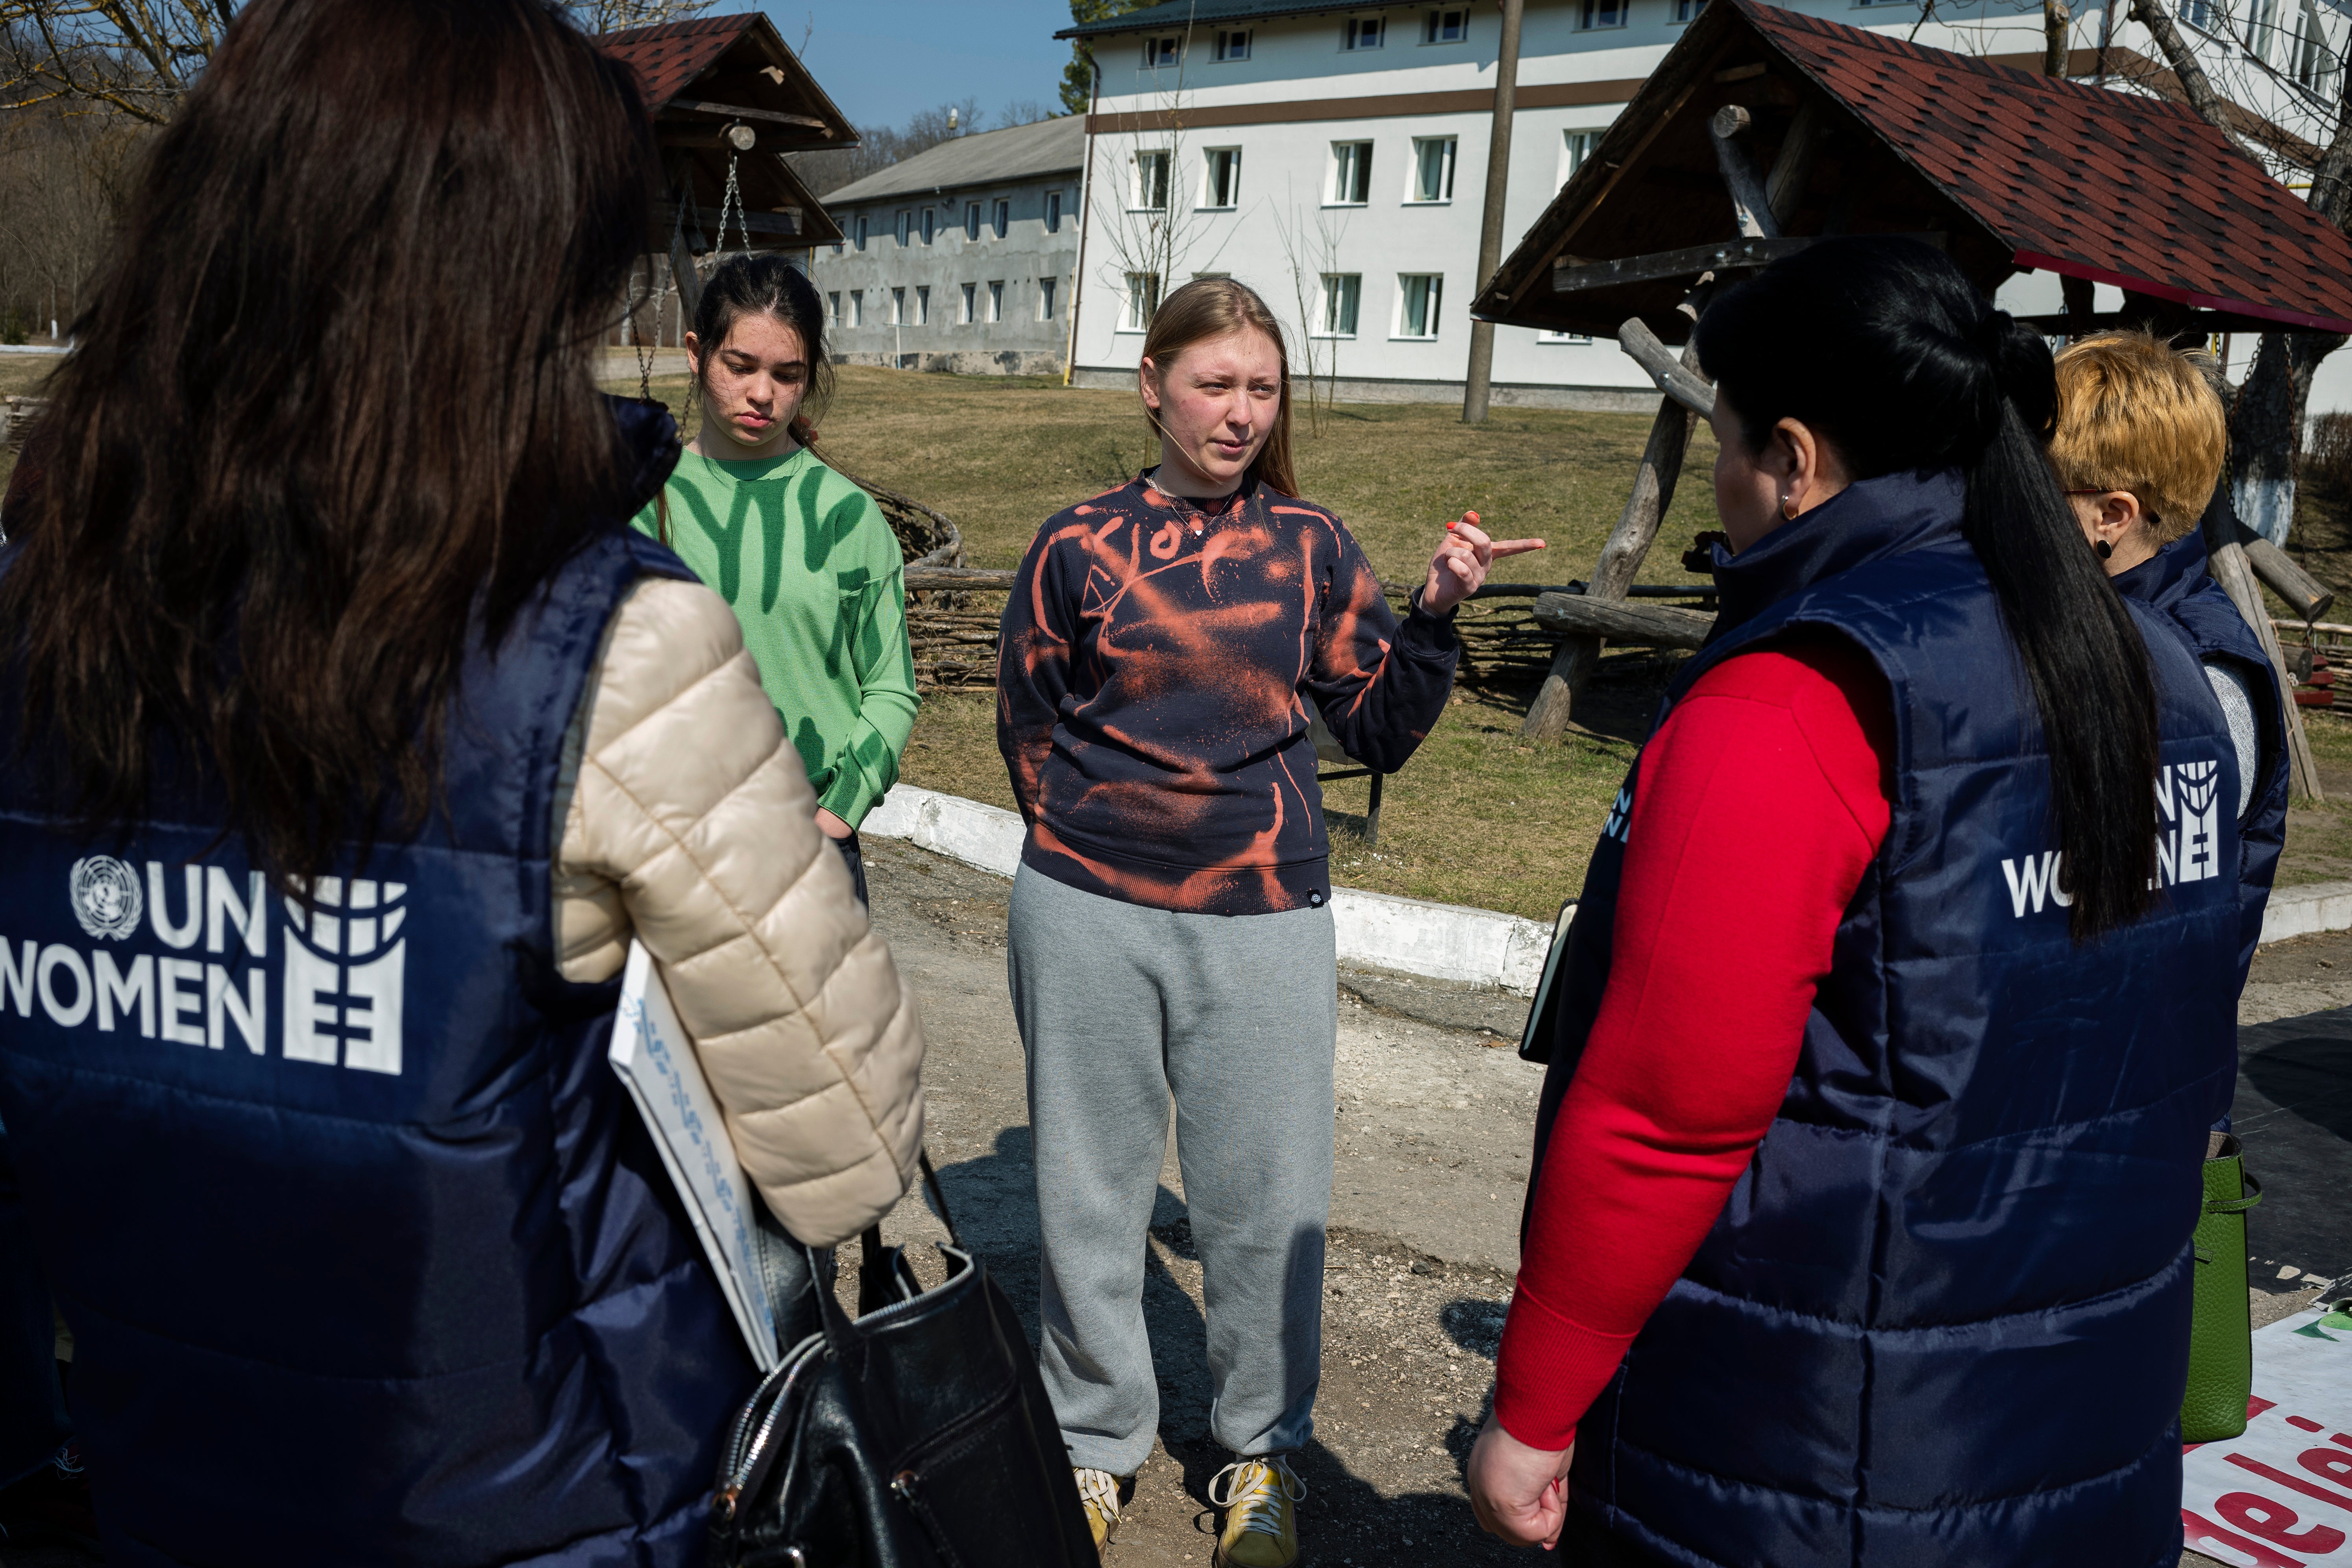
left=599, top=13, right=853, bottom=326
left=1472, top=0, right=2352, bottom=793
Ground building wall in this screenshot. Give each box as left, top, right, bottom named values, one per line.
left=815, top=174, right=1082, bottom=374
left=1072, top=0, right=2351, bottom=405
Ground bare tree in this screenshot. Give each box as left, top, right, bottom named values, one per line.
left=2128, top=0, right=2352, bottom=542
left=1272, top=192, right=1350, bottom=436
left=565, top=0, right=716, bottom=31
left=0, top=1, right=233, bottom=123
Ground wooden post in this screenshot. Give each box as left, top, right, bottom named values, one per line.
left=1462, top=0, right=1528, bottom=424
left=1521, top=327, right=1705, bottom=739
left=1522, top=99, right=1806, bottom=739
left=2206, top=507, right=2324, bottom=799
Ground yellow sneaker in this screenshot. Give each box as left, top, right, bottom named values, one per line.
left=1209, top=1454, right=1307, bottom=1568
left=1074, top=1466, right=1125, bottom=1551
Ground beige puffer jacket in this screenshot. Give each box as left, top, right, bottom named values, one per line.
left=548, top=575, right=925, bottom=1247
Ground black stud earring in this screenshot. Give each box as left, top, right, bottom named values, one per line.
left=2095, top=538, right=2114, bottom=560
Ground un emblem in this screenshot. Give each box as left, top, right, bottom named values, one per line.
left=69, top=856, right=143, bottom=941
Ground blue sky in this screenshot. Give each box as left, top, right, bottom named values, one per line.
left=770, top=1, right=1079, bottom=129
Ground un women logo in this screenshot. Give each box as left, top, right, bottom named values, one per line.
left=69, top=856, right=143, bottom=941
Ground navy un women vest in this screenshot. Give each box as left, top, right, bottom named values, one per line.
left=2113, top=514, right=2289, bottom=984
left=0, top=403, right=755, bottom=1568
left=1533, top=472, right=2241, bottom=1568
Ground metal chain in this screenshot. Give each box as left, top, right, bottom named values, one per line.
left=713, top=149, right=752, bottom=263
left=635, top=190, right=692, bottom=405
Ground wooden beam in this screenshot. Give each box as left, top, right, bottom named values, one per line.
left=1523, top=298, right=1712, bottom=739
left=1764, top=100, right=1829, bottom=227
left=1553, top=235, right=1817, bottom=294
left=665, top=97, right=833, bottom=133
left=2241, top=529, right=2335, bottom=621
left=1531, top=592, right=1716, bottom=648
left=1618, top=318, right=1717, bottom=418
left=1708, top=105, right=1780, bottom=241
left=905, top=567, right=1016, bottom=591
left=656, top=204, right=801, bottom=238
left=2206, top=509, right=2324, bottom=799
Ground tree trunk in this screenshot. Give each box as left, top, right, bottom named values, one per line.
left=2044, top=0, right=2071, bottom=76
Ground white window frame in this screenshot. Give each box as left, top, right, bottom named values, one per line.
left=1671, top=0, right=1706, bottom=20
left=992, top=198, right=1010, bottom=239
left=895, top=209, right=910, bottom=246
left=960, top=282, right=977, bottom=324
left=1121, top=271, right=1161, bottom=332
left=1560, top=129, right=1601, bottom=188
left=1144, top=34, right=1181, bottom=68
left=1424, top=7, right=1470, bottom=43
left=1408, top=136, right=1457, bottom=203
left=1214, top=27, right=1252, bottom=59
left=1202, top=146, right=1242, bottom=209
left=854, top=215, right=868, bottom=251
left=915, top=285, right=930, bottom=325
left=1039, top=277, right=1058, bottom=320
left=890, top=286, right=906, bottom=325
left=1579, top=0, right=1627, bottom=29
left=1394, top=273, right=1443, bottom=340
left=1316, top=272, right=1362, bottom=338
left=921, top=207, right=935, bottom=246
left=1132, top=149, right=1172, bottom=211
left=987, top=280, right=1005, bottom=323
left=1046, top=190, right=1063, bottom=231
left=1537, top=327, right=1594, bottom=344
left=849, top=289, right=864, bottom=327
left=1343, top=15, right=1385, bottom=49
left=1329, top=141, right=1373, bottom=206
left=965, top=201, right=981, bottom=241
left=2178, top=0, right=2216, bottom=31
left=827, top=290, right=841, bottom=324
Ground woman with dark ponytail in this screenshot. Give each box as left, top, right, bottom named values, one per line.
left=634, top=253, right=919, bottom=899
left=1467, top=238, right=2240, bottom=1566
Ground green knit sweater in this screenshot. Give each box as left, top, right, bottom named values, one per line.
left=632, top=446, right=919, bottom=828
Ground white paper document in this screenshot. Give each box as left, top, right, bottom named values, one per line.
left=609, top=940, right=780, bottom=1370
left=2182, top=1303, right=2352, bottom=1566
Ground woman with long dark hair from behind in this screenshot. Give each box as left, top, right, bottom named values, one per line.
left=0, top=3, right=923, bottom=1562
left=637, top=253, right=919, bottom=902
left=1466, top=238, right=2240, bottom=1566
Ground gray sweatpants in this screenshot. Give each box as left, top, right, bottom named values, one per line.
left=1007, top=864, right=1337, bottom=1476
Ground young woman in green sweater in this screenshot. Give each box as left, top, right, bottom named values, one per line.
left=633, top=255, right=919, bottom=899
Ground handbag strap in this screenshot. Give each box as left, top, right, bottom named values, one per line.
left=2208, top=1168, right=2265, bottom=1216
left=851, top=1149, right=963, bottom=1317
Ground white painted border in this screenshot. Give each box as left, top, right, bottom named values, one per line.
left=866, top=787, right=2352, bottom=994
left=862, top=785, right=1556, bottom=995
left=2261, top=880, right=2352, bottom=945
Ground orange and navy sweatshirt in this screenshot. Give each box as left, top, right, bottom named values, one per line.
left=996, top=471, right=1459, bottom=916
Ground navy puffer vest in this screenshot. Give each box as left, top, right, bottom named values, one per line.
left=2113, top=521, right=2288, bottom=983
left=0, top=401, right=756, bottom=1568
left=1533, top=472, right=2240, bottom=1568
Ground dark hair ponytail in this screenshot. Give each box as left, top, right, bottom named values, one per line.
left=689, top=252, right=833, bottom=448
left=1695, top=237, right=2160, bottom=940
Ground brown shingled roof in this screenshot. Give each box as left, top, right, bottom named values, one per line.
left=1475, top=0, right=2352, bottom=338
left=595, top=13, right=854, bottom=251
left=599, top=15, right=744, bottom=109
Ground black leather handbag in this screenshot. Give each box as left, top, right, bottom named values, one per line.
left=708, top=1156, right=1095, bottom=1567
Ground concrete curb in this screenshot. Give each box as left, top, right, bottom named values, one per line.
left=867, top=789, right=2352, bottom=991
left=2262, top=880, right=2352, bottom=945
left=863, top=785, right=1555, bottom=996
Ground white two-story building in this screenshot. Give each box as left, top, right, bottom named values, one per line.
left=1058, top=0, right=2351, bottom=407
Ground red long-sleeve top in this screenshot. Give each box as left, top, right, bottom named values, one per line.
left=1494, top=640, right=1895, bottom=1452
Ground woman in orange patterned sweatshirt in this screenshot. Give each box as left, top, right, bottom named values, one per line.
left=996, top=278, right=1541, bottom=1565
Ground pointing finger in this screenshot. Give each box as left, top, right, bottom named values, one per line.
left=1489, top=538, right=1548, bottom=557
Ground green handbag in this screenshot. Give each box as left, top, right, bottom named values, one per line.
left=2180, top=1130, right=2265, bottom=1442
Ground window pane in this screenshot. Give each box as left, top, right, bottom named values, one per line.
left=1041, top=279, right=1057, bottom=320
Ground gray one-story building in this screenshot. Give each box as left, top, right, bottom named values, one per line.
left=815, top=115, right=1085, bottom=376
